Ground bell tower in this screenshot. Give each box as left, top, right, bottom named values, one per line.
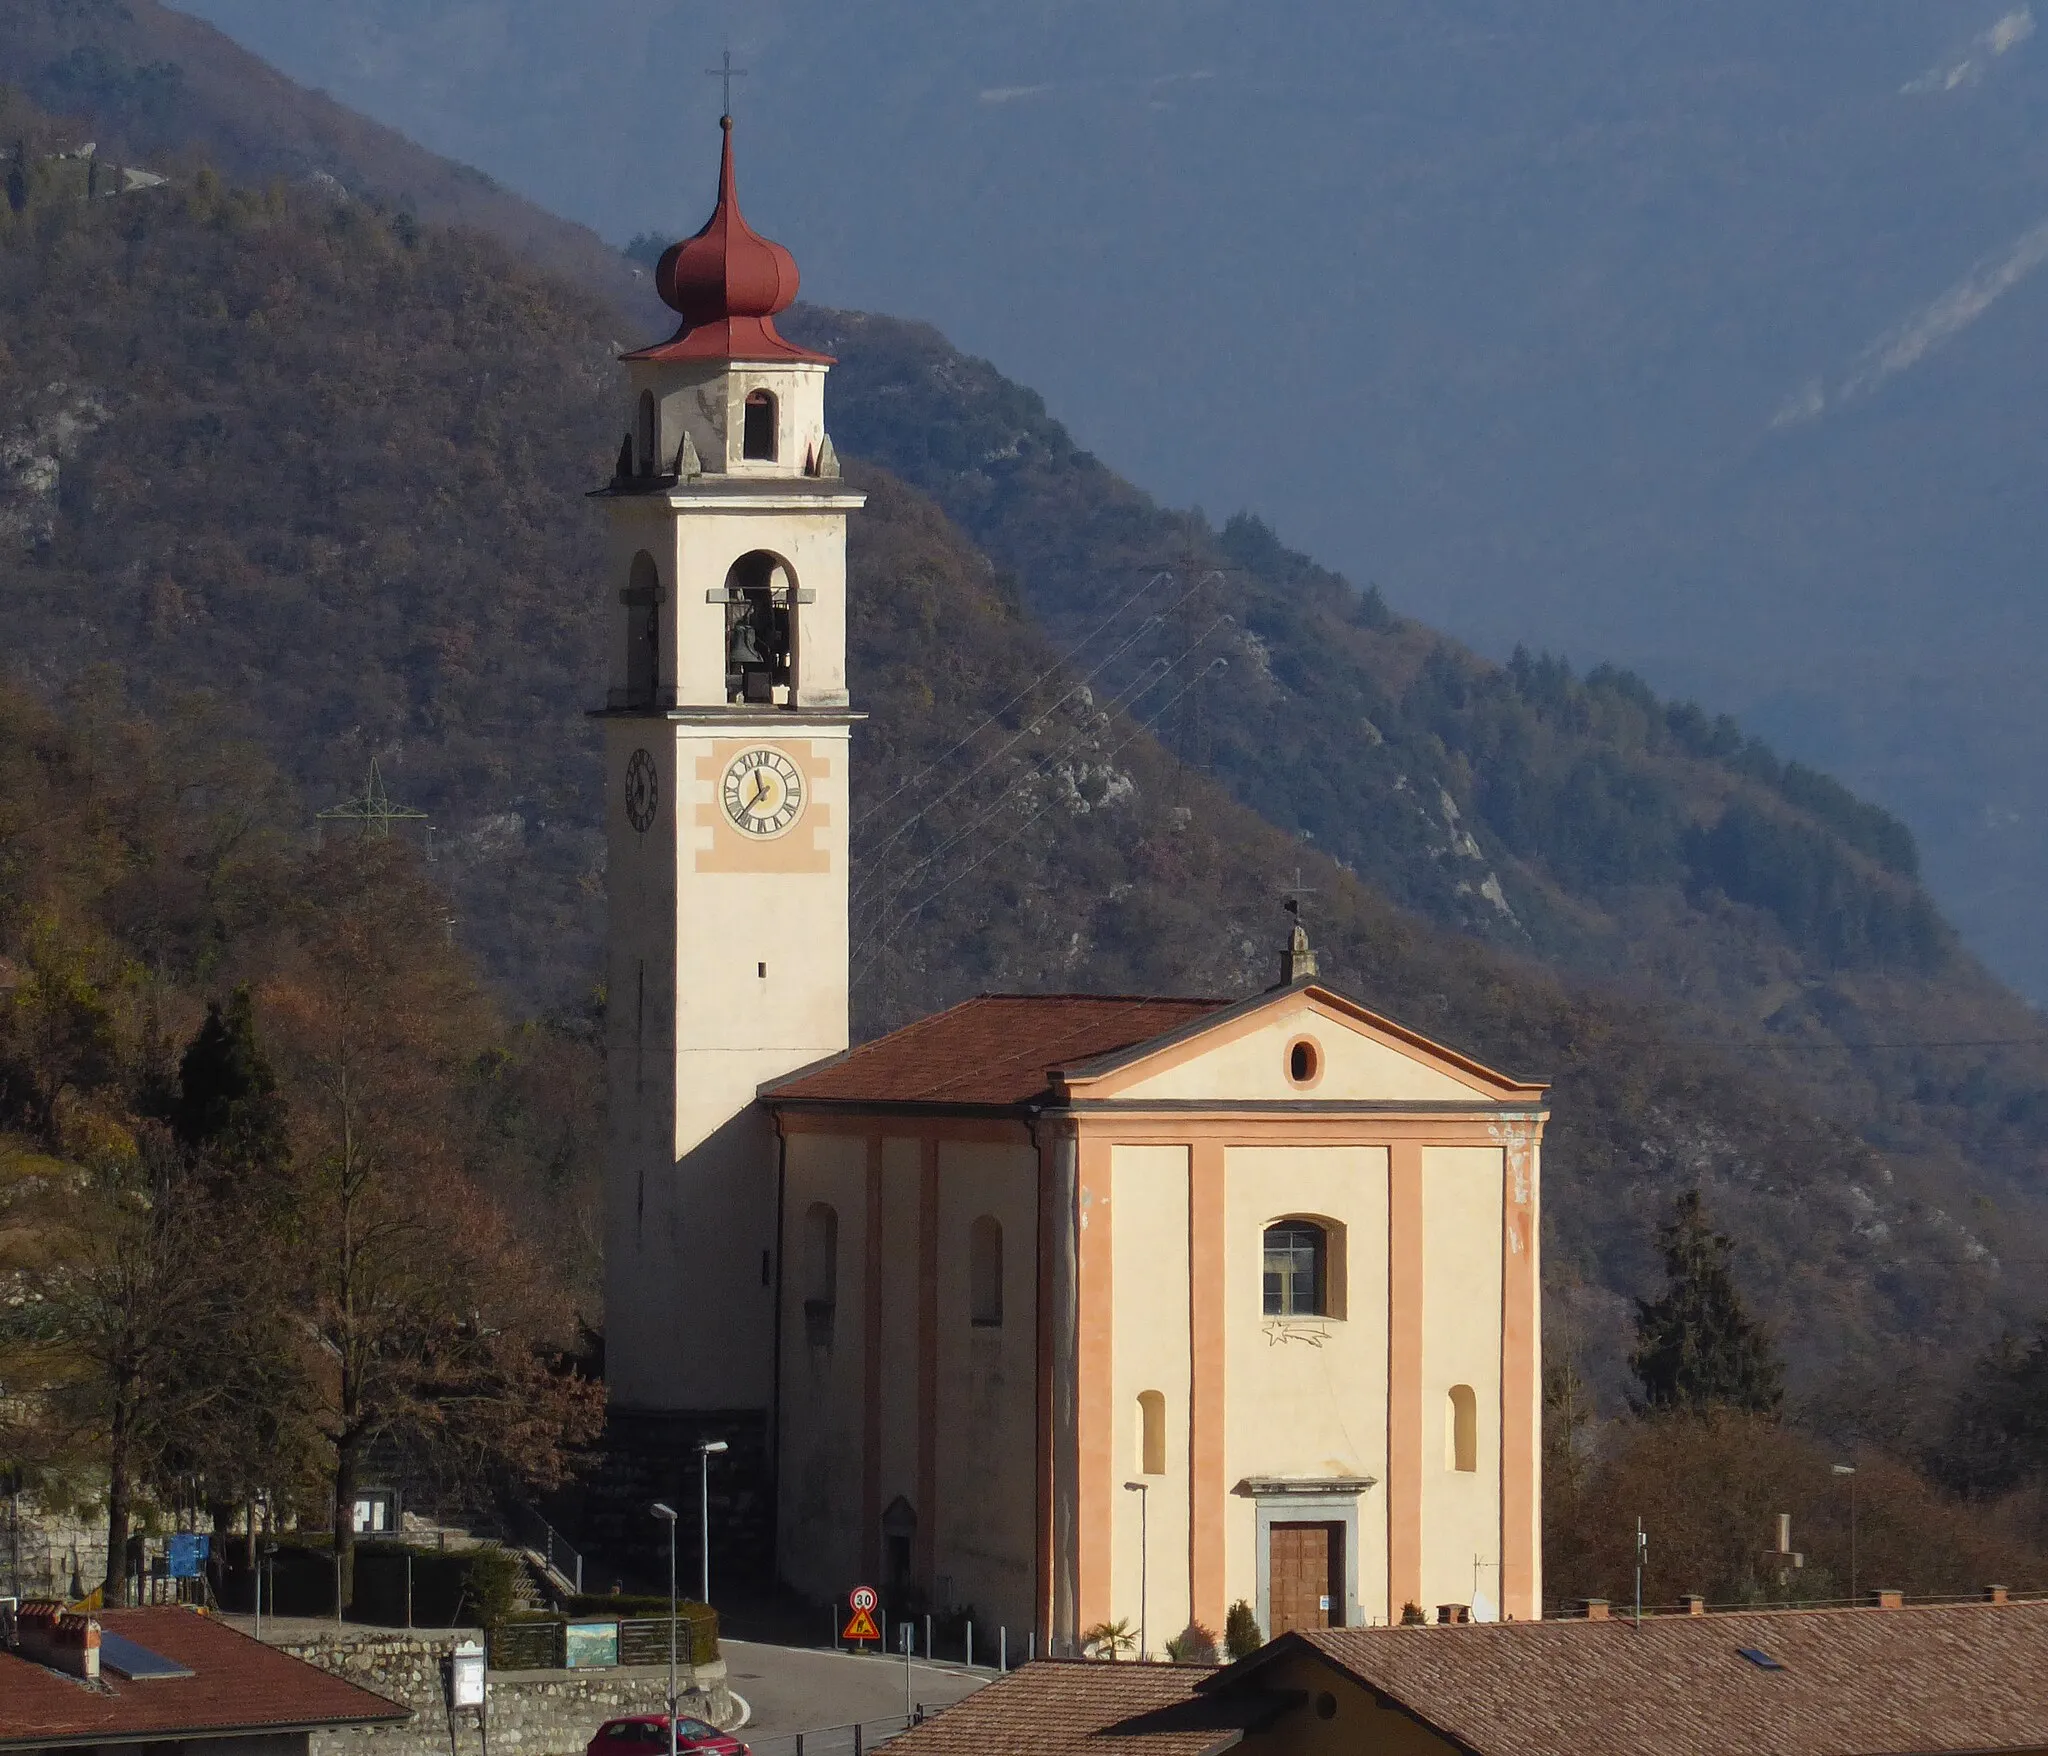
left=599, top=114, right=862, bottom=1432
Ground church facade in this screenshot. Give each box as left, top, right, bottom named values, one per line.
left=599, top=118, right=1549, bottom=1650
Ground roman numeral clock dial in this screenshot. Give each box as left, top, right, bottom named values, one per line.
left=720, top=746, right=806, bottom=838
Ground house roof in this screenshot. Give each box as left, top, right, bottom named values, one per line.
left=0, top=1608, right=408, bottom=1749
left=1266, top=1601, right=2048, bottom=1756
left=885, top=1661, right=1232, bottom=1756
left=764, top=994, right=1229, bottom=1109
left=882, top=1602, right=2048, bottom=1756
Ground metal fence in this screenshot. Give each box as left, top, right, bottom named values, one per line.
left=745, top=1712, right=923, bottom=1756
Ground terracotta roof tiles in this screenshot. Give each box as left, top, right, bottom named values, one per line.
left=882, top=1602, right=2048, bottom=1756
left=886, top=1661, right=1225, bottom=1756
left=1288, top=1601, right=2048, bottom=1756
left=0, top=1608, right=407, bottom=1748
left=765, top=994, right=1227, bottom=1108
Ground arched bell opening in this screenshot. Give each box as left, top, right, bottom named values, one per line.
left=723, top=548, right=798, bottom=705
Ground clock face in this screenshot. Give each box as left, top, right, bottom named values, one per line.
left=624, top=748, right=658, bottom=833
left=721, top=746, right=806, bottom=838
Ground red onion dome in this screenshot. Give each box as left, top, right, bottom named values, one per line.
left=627, top=116, right=828, bottom=366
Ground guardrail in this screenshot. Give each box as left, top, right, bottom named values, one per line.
left=510, top=1508, right=584, bottom=1597
left=747, top=1711, right=924, bottom=1756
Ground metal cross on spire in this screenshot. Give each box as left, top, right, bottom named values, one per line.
left=1280, top=865, right=1319, bottom=921
left=705, top=47, right=748, bottom=118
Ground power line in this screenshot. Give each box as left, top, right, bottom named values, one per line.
left=852, top=654, right=1229, bottom=981
left=853, top=568, right=1180, bottom=830
left=848, top=599, right=1190, bottom=909
left=850, top=619, right=1231, bottom=949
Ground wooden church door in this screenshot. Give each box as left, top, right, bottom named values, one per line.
left=1269, top=1522, right=1343, bottom=1635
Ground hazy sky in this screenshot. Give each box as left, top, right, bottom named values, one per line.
left=175, top=0, right=2048, bottom=996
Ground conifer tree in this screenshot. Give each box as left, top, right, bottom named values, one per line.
left=1630, top=1189, right=1784, bottom=1416
left=173, top=986, right=290, bottom=1184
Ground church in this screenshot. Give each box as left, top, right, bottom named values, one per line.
left=597, top=115, right=1548, bottom=1649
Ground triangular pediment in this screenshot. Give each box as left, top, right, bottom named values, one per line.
left=1054, top=983, right=1544, bottom=1107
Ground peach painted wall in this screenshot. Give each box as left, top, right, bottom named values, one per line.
left=932, top=1139, right=1040, bottom=1637
left=1110, top=1007, right=1488, bottom=1105
left=1108, top=1144, right=1192, bottom=1656
left=1223, top=1145, right=1391, bottom=1628
left=1419, top=1145, right=1505, bottom=1620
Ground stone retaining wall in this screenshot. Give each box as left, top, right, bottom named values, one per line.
left=275, top=1628, right=736, bottom=1756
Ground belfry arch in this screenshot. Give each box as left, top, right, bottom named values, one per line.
left=723, top=547, right=801, bottom=705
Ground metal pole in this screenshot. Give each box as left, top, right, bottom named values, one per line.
left=999, top=1626, right=1006, bottom=1673
left=904, top=1623, right=913, bottom=1713
left=1124, top=1482, right=1149, bottom=1659
left=695, top=1441, right=727, bottom=1610
left=407, top=1553, right=414, bottom=1629
left=923, top=1613, right=931, bottom=1663
left=1633, top=1519, right=1645, bottom=1628
left=1139, top=1491, right=1149, bottom=1658
left=652, top=1504, right=678, bottom=1756
left=966, top=1621, right=973, bottom=1669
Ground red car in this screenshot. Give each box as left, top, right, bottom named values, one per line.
left=587, top=1715, right=749, bottom=1756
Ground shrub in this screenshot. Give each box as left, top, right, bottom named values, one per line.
left=1223, top=1600, right=1262, bottom=1660
left=1164, top=1621, right=1218, bottom=1664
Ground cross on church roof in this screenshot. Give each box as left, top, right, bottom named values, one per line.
left=1281, top=866, right=1318, bottom=919
left=705, top=47, right=748, bottom=118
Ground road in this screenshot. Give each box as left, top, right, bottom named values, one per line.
left=720, top=1640, right=992, bottom=1745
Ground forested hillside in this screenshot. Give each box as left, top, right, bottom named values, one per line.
left=792, top=302, right=2048, bottom=1310
left=0, top=0, right=654, bottom=318
left=5, top=88, right=2048, bottom=1448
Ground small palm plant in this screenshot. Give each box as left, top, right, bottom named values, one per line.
left=1082, top=1618, right=1137, bottom=1661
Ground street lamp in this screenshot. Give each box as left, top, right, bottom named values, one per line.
left=1831, top=1464, right=1858, bottom=1601
left=1123, top=1482, right=1149, bottom=1661
left=650, top=1503, right=678, bottom=1756
left=697, top=1441, right=729, bottom=1609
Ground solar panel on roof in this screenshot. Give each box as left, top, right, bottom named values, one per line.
left=1735, top=1646, right=1785, bottom=1671
left=100, top=1631, right=195, bottom=1679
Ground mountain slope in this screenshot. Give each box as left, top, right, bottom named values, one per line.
left=0, top=0, right=658, bottom=323
left=155, top=0, right=2048, bottom=1005
left=789, top=303, right=2048, bottom=1235
left=1, top=109, right=2045, bottom=1420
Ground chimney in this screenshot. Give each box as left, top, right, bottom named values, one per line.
left=1868, top=1589, right=1904, bottom=1610
left=1985, top=1586, right=2010, bottom=1606
left=1679, top=1595, right=1706, bottom=1617
left=1578, top=1599, right=1610, bottom=1621
left=12, top=1602, right=101, bottom=1680
left=1436, top=1604, right=1470, bottom=1625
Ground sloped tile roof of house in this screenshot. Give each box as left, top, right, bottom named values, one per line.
left=764, top=994, right=1227, bottom=1108
left=1287, top=1601, right=2048, bottom=1756
left=886, top=1661, right=1233, bottom=1756
left=884, top=1600, right=2048, bottom=1756
left=0, top=1607, right=408, bottom=1748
